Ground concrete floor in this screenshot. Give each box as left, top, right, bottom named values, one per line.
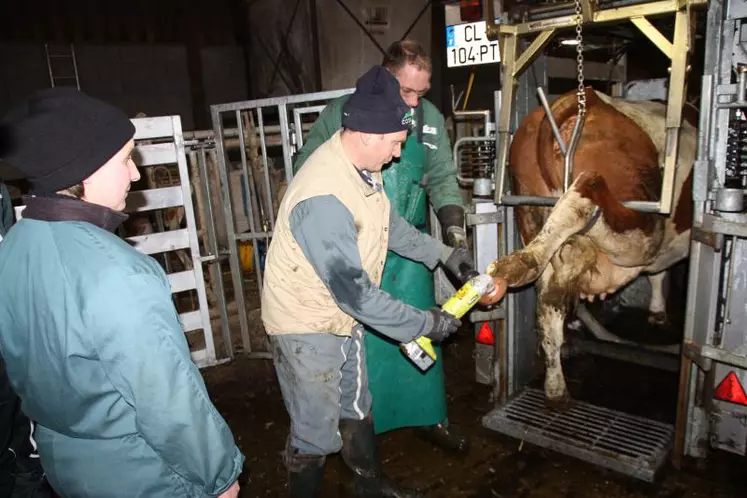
left=202, top=328, right=744, bottom=498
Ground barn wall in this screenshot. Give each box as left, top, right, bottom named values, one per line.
left=243, top=0, right=319, bottom=98
left=315, top=0, right=432, bottom=91
left=0, top=44, right=49, bottom=114
left=0, top=43, right=248, bottom=130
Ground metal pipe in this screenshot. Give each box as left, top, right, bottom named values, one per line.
left=500, top=194, right=662, bottom=212
left=257, top=108, right=276, bottom=231
left=672, top=354, right=693, bottom=470
left=521, top=1, right=575, bottom=16
left=293, top=109, right=303, bottom=153
left=279, top=103, right=295, bottom=183
left=293, top=105, right=328, bottom=150
left=537, top=87, right=567, bottom=156
left=715, top=235, right=736, bottom=345
left=236, top=232, right=274, bottom=241
left=495, top=36, right=518, bottom=206
left=235, top=110, right=266, bottom=293
left=211, top=107, right=253, bottom=354
left=564, top=112, right=586, bottom=191
left=211, top=88, right=354, bottom=113
left=235, top=110, right=260, bottom=236
left=576, top=303, right=681, bottom=355
left=197, top=147, right=232, bottom=359
left=564, top=336, right=681, bottom=372
left=485, top=0, right=500, bottom=39
left=715, top=68, right=747, bottom=108
left=183, top=123, right=315, bottom=141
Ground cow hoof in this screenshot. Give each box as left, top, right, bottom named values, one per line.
left=544, top=393, right=572, bottom=411
left=488, top=252, right=539, bottom=287
left=648, top=312, right=669, bottom=327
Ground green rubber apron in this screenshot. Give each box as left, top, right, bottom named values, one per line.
left=364, top=129, right=447, bottom=434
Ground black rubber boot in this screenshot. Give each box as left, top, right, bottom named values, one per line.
left=414, top=422, right=470, bottom=454
left=284, top=444, right=326, bottom=498
left=339, top=414, right=425, bottom=498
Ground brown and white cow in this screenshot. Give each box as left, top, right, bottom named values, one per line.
left=488, top=87, right=696, bottom=406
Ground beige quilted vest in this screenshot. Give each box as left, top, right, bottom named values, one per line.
left=261, top=131, right=390, bottom=336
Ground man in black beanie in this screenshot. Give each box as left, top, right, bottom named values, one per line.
left=261, top=66, right=483, bottom=497
left=0, top=88, right=244, bottom=498
left=294, top=40, right=476, bottom=456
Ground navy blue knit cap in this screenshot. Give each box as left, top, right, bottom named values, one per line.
left=0, top=87, right=135, bottom=193
left=342, top=66, right=413, bottom=134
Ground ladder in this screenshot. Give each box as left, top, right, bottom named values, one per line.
left=44, top=44, right=80, bottom=90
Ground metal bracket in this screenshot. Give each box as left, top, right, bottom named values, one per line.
left=470, top=307, right=507, bottom=322
left=683, top=341, right=713, bottom=372
left=691, top=225, right=724, bottom=251
left=683, top=340, right=747, bottom=372
left=701, top=213, right=747, bottom=238
left=467, top=211, right=504, bottom=226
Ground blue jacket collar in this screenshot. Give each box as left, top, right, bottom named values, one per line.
left=22, top=194, right=128, bottom=233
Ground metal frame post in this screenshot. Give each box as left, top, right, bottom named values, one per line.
left=193, top=146, right=233, bottom=359
left=675, top=0, right=747, bottom=465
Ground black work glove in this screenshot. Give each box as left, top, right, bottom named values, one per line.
left=421, top=308, right=462, bottom=343
left=437, top=205, right=468, bottom=249
left=442, top=246, right=478, bottom=284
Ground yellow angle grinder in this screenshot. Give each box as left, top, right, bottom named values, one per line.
left=400, top=271, right=496, bottom=371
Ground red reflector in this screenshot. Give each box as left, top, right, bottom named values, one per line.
left=714, top=371, right=747, bottom=406
left=460, top=0, right=483, bottom=23
left=476, top=322, right=495, bottom=345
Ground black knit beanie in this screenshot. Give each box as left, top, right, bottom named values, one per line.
left=0, top=87, right=135, bottom=194
left=342, top=66, right=413, bottom=134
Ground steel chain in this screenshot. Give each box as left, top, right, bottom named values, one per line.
left=574, top=0, right=586, bottom=115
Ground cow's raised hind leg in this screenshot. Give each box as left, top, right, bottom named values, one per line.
left=490, top=172, right=665, bottom=288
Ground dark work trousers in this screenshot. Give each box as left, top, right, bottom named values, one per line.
left=0, top=359, right=52, bottom=498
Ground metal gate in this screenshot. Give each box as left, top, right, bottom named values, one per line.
left=209, top=89, right=353, bottom=357
left=127, top=116, right=220, bottom=368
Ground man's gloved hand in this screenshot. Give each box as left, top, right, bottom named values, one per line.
left=437, top=205, right=468, bottom=249
left=421, top=308, right=462, bottom=343
left=442, top=246, right=477, bottom=284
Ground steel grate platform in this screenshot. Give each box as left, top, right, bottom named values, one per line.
left=482, top=388, right=674, bottom=482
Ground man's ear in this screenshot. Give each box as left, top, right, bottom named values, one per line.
left=359, top=133, right=371, bottom=146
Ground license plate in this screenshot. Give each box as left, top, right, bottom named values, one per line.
left=446, top=20, right=501, bottom=68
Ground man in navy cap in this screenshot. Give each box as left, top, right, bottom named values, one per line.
left=262, top=66, right=477, bottom=497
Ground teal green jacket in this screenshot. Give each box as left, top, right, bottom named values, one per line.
left=0, top=200, right=244, bottom=497
left=293, top=95, right=464, bottom=212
